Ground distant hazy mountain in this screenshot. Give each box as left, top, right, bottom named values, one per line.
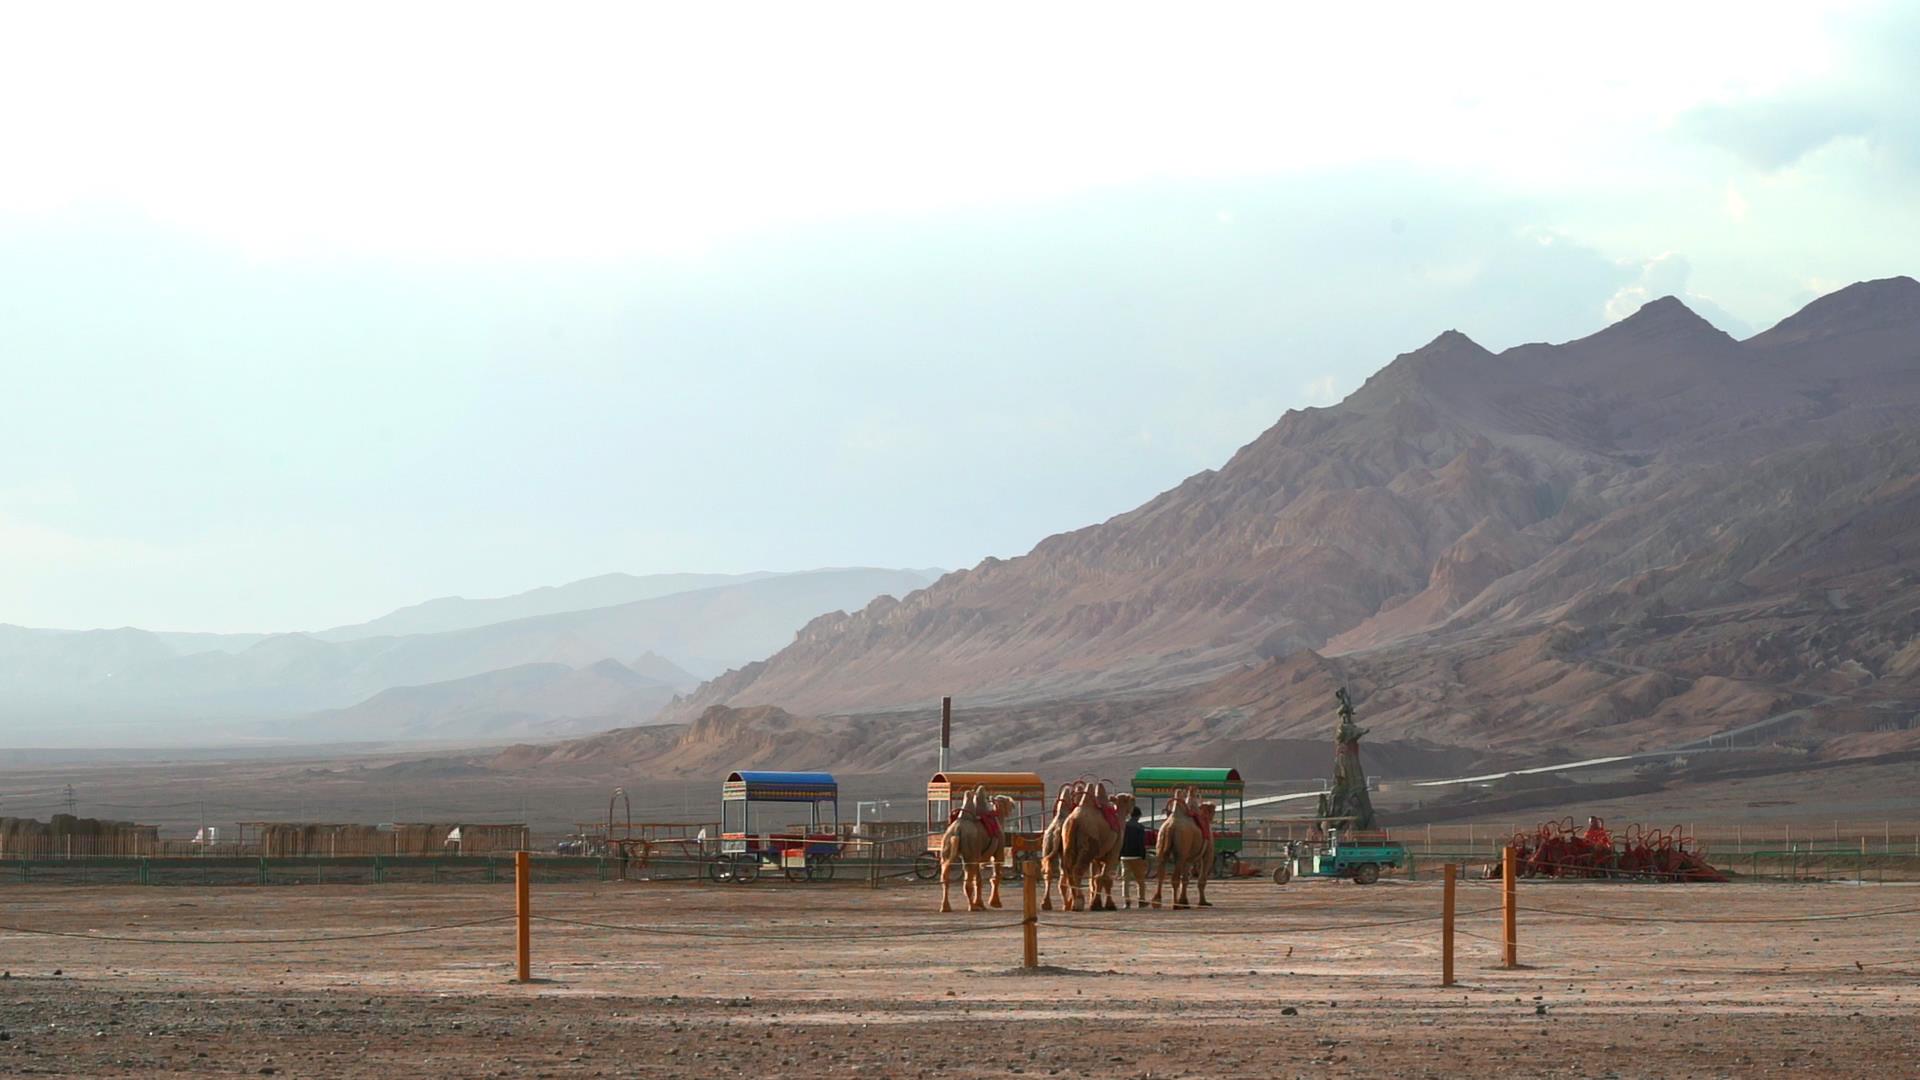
left=150, top=631, right=270, bottom=655
left=292, top=658, right=682, bottom=741
left=1, top=566, right=938, bottom=744
left=627, top=651, right=701, bottom=686
left=312, top=571, right=784, bottom=641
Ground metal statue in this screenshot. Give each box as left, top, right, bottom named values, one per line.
left=1325, top=686, right=1377, bottom=832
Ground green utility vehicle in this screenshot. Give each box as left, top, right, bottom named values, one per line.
left=1275, top=829, right=1407, bottom=885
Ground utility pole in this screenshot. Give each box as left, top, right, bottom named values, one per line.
left=62, top=784, right=76, bottom=817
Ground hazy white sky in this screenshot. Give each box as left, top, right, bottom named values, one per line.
left=4, top=1, right=1917, bottom=631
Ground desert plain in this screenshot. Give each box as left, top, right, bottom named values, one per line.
left=1, top=877, right=1916, bottom=1078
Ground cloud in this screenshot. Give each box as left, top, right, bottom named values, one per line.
left=1300, top=375, right=1342, bottom=406
left=1675, top=5, right=1920, bottom=173
left=1678, top=96, right=1875, bottom=171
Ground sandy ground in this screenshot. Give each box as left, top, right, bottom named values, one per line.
left=1, top=877, right=1916, bottom=1078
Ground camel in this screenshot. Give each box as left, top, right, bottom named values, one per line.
left=938, top=787, right=1016, bottom=913
left=1149, top=785, right=1212, bottom=909
left=1038, top=782, right=1083, bottom=911
left=1059, top=786, right=1135, bottom=911
left=976, top=792, right=1017, bottom=908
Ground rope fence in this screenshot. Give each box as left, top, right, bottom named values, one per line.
left=3, top=852, right=1918, bottom=985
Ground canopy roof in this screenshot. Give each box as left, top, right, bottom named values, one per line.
left=723, top=770, right=838, bottom=801
left=927, top=771, right=1046, bottom=797
left=1131, top=767, right=1244, bottom=793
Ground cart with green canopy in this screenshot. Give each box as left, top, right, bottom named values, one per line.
left=1131, top=766, right=1246, bottom=877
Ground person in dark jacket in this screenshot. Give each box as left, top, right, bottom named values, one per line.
left=1119, top=805, right=1149, bottom=909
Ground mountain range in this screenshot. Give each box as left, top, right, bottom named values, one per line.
left=634, top=278, right=1920, bottom=774
left=1, top=567, right=938, bottom=744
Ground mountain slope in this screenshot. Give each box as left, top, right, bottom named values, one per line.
left=295, top=658, right=680, bottom=741
left=312, top=571, right=783, bottom=641
left=2, top=566, right=938, bottom=741
left=667, top=279, right=1920, bottom=762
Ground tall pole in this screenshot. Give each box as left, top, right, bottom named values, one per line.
left=1501, top=845, right=1517, bottom=969
left=939, top=696, right=952, bottom=774
left=515, top=850, right=532, bottom=983
left=1021, top=849, right=1039, bottom=969
left=1441, top=862, right=1457, bottom=986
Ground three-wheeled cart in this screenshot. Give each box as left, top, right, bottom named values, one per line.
left=1273, top=829, right=1407, bottom=885
left=1132, top=766, right=1246, bottom=878
left=916, top=771, right=1048, bottom=881
left=712, top=770, right=841, bottom=883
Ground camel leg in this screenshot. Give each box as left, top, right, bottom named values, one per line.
left=939, top=857, right=954, bottom=913
left=1173, top=857, right=1189, bottom=909
left=1098, top=861, right=1116, bottom=911
left=1197, top=864, right=1211, bottom=907
left=987, top=855, right=1004, bottom=908
left=1149, top=855, right=1167, bottom=908
left=1041, top=867, right=1055, bottom=911
left=968, top=863, right=986, bottom=911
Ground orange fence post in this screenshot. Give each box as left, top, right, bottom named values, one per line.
left=1501, top=845, right=1517, bottom=969
left=1021, top=842, right=1039, bottom=969
left=516, top=850, right=532, bottom=983
left=1441, top=862, right=1456, bottom=986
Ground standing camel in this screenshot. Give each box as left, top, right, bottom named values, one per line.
left=976, top=793, right=1017, bottom=908
left=1038, top=783, right=1081, bottom=911
left=1060, top=786, right=1136, bottom=911
left=1149, top=786, right=1212, bottom=909
left=937, top=787, right=1015, bottom=912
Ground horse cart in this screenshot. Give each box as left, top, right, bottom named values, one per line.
left=712, top=770, right=842, bottom=883
left=916, top=771, right=1047, bottom=881
left=1132, top=766, right=1247, bottom=878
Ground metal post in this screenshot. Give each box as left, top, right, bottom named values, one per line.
left=1021, top=857, right=1039, bottom=969
left=939, top=696, right=952, bottom=774
left=515, top=850, right=532, bottom=983
left=1442, top=863, right=1457, bottom=986
left=1501, top=845, right=1517, bottom=969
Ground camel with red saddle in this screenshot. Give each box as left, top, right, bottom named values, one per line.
left=1060, top=784, right=1136, bottom=911
left=1149, top=785, right=1213, bottom=908
left=937, top=786, right=1016, bottom=912
left=1038, top=781, right=1085, bottom=911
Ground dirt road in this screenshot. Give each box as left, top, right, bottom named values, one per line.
left=1, top=879, right=1915, bottom=1077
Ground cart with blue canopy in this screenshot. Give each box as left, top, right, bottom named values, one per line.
left=712, top=770, right=841, bottom=883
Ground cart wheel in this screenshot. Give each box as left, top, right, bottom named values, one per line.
left=733, top=854, right=760, bottom=884
left=1272, top=863, right=1292, bottom=885
left=784, top=862, right=809, bottom=883
left=1214, top=850, right=1240, bottom=879
left=809, top=855, right=836, bottom=882
left=707, top=855, right=733, bottom=883
left=913, top=853, right=940, bottom=881
left=1352, top=862, right=1380, bottom=885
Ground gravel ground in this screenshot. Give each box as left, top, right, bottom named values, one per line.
left=1, top=879, right=1916, bottom=1077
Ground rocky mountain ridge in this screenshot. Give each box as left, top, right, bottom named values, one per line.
left=660, top=279, right=1920, bottom=765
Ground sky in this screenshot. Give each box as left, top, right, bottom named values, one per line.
left=3, top=1, right=1917, bottom=633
